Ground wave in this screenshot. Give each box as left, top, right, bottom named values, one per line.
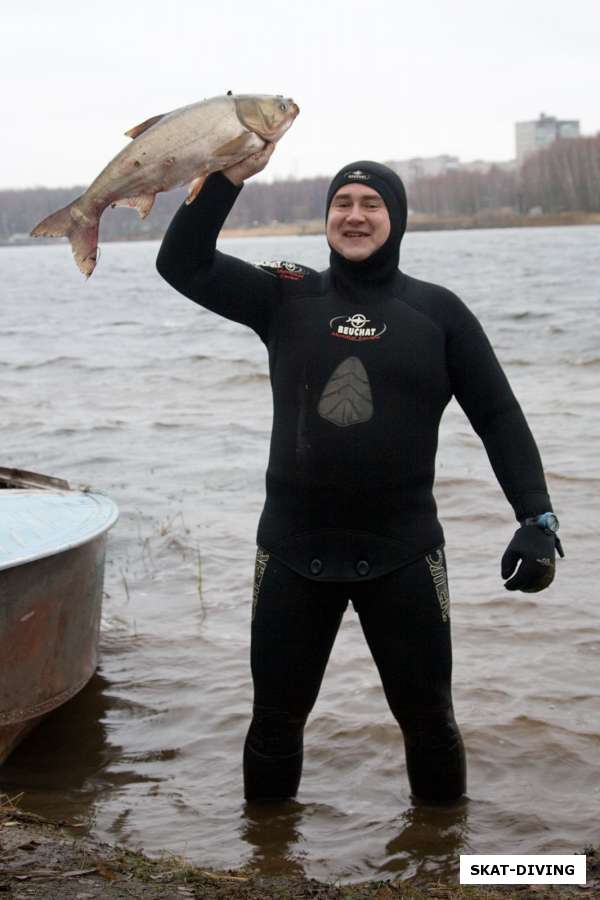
left=507, top=311, right=551, bottom=320
left=185, top=354, right=211, bottom=363
left=435, top=476, right=490, bottom=487
left=184, top=354, right=252, bottom=365
left=504, top=358, right=534, bottom=366
left=16, top=355, right=82, bottom=370
left=50, top=425, right=124, bottom=436
left=223, top=372, right=269, bottom=385
left=567, top=355, right=600, bottom=367
left=50, top=427, right=79, bottom=436
left=546, top=471, right=600, bottom=482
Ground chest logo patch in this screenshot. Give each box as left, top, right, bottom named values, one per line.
left=330, top=313, right=387, bottom=341
left=318, top=356, right=373, bottom=428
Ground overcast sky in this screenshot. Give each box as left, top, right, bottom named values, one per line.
left=3, top=0, right=599, bottom=189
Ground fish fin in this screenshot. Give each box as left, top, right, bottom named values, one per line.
left=69, top=221, right=101, bottom=278
left=125, top=113, right=165, bottom=139
left=111, top=193, right=156, bottom=219
left=31, top=203, right=76, bottom=239
left=213, top=133, right=258, bottom=158
left=31, top=199, right=100, bottom=278
left=185, top=176, right=207, bottom=205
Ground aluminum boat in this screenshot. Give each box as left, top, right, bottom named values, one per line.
left=0, top=467, right=118, bottom=764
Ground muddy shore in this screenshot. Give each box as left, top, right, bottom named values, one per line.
left=1, top=799, right=597, bottom=900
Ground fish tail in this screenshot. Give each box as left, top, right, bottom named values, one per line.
left=31, top=198, right=100, bottom=278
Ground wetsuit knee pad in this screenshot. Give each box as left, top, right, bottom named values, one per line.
left=397, top=705, right=467, bottom=804
left=246, top=705, right=306, bottom=758
left=394, top=704, right=458, bottom=745
left=244, top=707, right=306, bottom=800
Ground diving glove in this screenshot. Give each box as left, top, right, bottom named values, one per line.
left=501, top=525, right=564, bottom=593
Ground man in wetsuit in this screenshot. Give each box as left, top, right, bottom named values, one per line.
left=156, top=146, right=563, bottom=805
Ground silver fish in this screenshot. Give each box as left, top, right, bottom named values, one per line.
left=31, top=93, right=299, bottom=277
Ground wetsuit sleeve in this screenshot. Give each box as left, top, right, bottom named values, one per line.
left=155, top=172, right=280, bottom=342
left=447, top=315, right=552, bottom=521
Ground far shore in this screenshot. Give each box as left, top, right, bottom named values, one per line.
left=2, top=211, right=600, bottom=249
left=219, top=210, right=600, bottom=239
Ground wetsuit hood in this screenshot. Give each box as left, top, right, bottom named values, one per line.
left=326, top=161, right=408, bottom=294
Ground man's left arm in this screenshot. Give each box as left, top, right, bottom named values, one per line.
left=447, top=316, right=563, bottom=593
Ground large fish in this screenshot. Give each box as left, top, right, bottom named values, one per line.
left=31, top=93, right=299, bottom=277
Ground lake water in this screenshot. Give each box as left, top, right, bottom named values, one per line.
left=1, top=225, right=599, bottom=883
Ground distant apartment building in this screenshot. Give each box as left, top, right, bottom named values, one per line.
left=515, top=113, right=580, bottom=164
left=386, top=155, right=515, bottom=184
left=385, top=155, right=460, bottom=184
left=458, top=159, right=516, bottom=174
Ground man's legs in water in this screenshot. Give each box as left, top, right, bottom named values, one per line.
left=244, top=551, right=347, bottom=800
left=354, top=550, right=466, bottom=804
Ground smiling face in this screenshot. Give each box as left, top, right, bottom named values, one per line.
left=326, top=183, right=391, bottom=261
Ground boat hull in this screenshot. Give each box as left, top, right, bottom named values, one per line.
left=0, top=534, right=108, bottom=764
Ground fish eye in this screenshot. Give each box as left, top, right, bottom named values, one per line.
left=279, top=102, right=288, bottom=112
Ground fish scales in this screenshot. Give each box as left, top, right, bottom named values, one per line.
left=30, top=94, right=298, bottom=277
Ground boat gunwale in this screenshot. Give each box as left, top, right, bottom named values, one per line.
left=0, top=467, right=119, bottom=572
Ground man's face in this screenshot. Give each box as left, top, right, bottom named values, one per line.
left=326, top=183, right=391, bottom=261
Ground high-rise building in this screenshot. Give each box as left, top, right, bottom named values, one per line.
left=515, top=113, right=580, bottom=164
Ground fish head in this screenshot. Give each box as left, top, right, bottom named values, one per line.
left=234, top=95, right=299, bottom=142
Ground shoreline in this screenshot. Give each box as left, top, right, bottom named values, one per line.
left=1, top=798, right=597, bottom=899
left=219, top=211, right=600, bottom=238
left=3, top=212, right=600, bottom=248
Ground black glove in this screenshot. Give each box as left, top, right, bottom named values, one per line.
left=501, top=525, right=563, bottom=593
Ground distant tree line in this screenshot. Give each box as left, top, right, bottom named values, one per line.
left=224, top=176, right=330, bottom=227
left=518, top=134, right=600, bottom=213
left=409, top=166, right=516, bottom=216
left=409, top=136, right=600, bottom=215
left=0, top=185, right=189, bottom=243
left=1, top=136, right=598, bottom=243
left=0, top=176, right=331, bottom=244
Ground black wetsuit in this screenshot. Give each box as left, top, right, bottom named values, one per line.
left=156, top=167, right=551, bottom=803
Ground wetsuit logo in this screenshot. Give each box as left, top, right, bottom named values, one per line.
left=425, top=549, right=450, bottom=622
left=330, top=313, right=387, bottom=341
left=255, top=260, right=307, bottom=281
left=252, top=547, right=270, bottom=620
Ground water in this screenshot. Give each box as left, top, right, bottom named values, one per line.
left=1, top=227, right=599, bottom=882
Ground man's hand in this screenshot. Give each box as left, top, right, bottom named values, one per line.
left=222, top=142, right=275, bottom=186
left=501, top=525, right=560, bottom=592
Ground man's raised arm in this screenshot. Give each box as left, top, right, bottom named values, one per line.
left=156, top=145, right=280, bottom=342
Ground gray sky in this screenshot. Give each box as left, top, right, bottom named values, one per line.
left=3, top=0, right=599, bottom=188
